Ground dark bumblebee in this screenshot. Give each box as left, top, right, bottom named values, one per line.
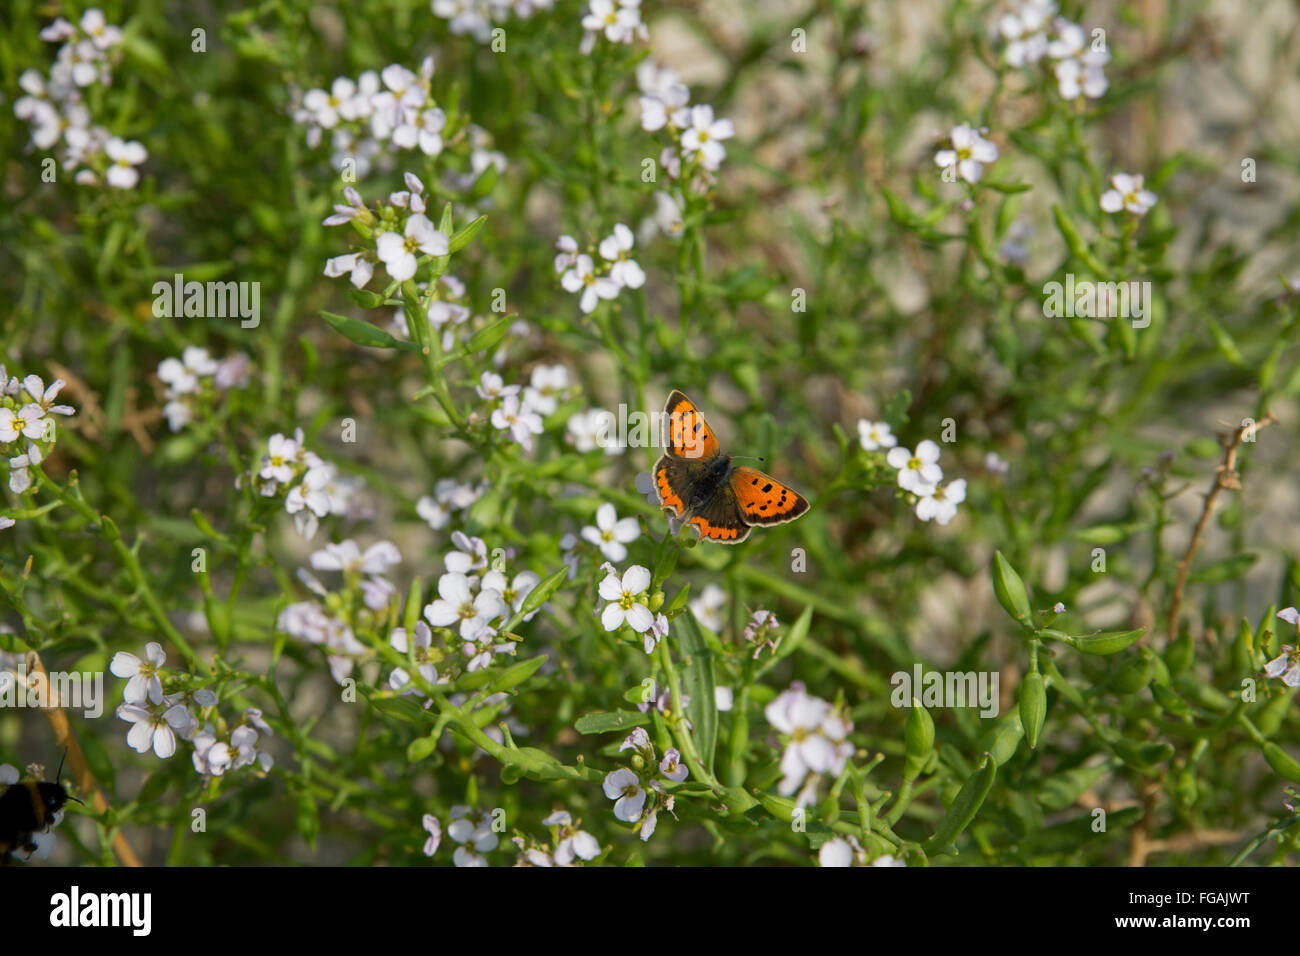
left=0, top=753, right=81, bottom=864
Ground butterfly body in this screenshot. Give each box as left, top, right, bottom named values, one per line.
left=653, top=391, right=809, bottom=544
left=683, top=454, right=735, bottom=514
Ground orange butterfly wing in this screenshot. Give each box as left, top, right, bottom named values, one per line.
left=662, top=390, right=720, bottom=461
left=688, top=513, right=750, bottom=543
left=730, top=466, right=810, bottom=526
left=653, top=457, right=689, bottom=517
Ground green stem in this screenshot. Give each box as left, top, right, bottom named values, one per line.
left=35, top=467, right=203, bottom=671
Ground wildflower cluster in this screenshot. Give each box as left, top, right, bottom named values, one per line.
left=249, top=430, right=365, bottom=540
left=277, top=539, right=402, bottom=683
left=7, top=0, right=1300, bottom=876
left=512, top=810, right=603, bottom=866
left=637, top=61, right=735, bottom=194
left=431, top=0, right=554, bottom=43
left=566, top=407, right=624, bottom=455
left=858, top=421, right=968, bottom=526
left=995, top=1, right=1110, bottom=100
left=556, top=225, right=646, bottom=314
left=579, top=0, right=648, bottom=53
left=934, top=124, right=999, bottom=185
left=416, top=477, right=488, bottom=531
left=324, top=173, right=451, bottom=286
left=157, top=347, right=251, bottom=432
left=13, top=9, right=146, bottom=188
left=294, top=58, right=502, bottom=183
left=765, top=683, right=853, bottom=806
left=110, top=642, right=273, bottom=775
left=0, top=369, right=75, bottom=507
left=597, top=563, right=667, bottom=653
left=602, top=727, right=687, bottom=840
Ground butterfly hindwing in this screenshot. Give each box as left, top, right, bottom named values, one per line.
left=653, top=454, right=695, bottom=518
left=687, top=483, right=751, bottom=544
left=663, top=390, right=720, bottom=461
left=730, top=465, right=810, bottom=526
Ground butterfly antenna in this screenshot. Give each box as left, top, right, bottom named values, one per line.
left=731, top=455, right=767, bottom=464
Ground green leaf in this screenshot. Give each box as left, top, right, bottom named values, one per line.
left=678, top=611, right=718, bottom=772
left=982, top=181, right=1032, bottom=194
left=1189, top=553, right=1257, bottom=583
left=449, top=214, right=489, bottom=253
left=575, top=711, right=651, bottom=734
left=348, top=288, right=386, bottom=309
left=880, top=188, right=914, bottom=226
left=1051, top=204, right=1109, bottom=275
left=623, top=680, right=658, bottom=705
left=1038, top=762, right=1109, bottom=811
left=296, top=792, right=320, bottom=850
left=1113, top=739, right=1174, bottom=772
left=367, top=694, right=432, bottom=723
left=774, top=604, right=813, bottom=661
left=321, top=310, right=415, bottom=351
left=518, top=564, right=570, bottom=618
left=1206, top=319, right=1247, bottom=369
left=1074, top=522, right=1148, bottom=545
left=461, top=315, right=514, bottom=355
left=455, top=653, right=548, bottom=693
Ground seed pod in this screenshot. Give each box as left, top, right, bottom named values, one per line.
left=924, top=753, right=997, bottom=850
left=978, top=712, right=1025, bottom=767
left=1231, top=617, right=1255, bottom=675
left=1262, top=742, right=1300, bottom=782
left=1019, top=672, right=1047, bottom=749
left=1112, top=651, right=1156, bottom=694
left=1256, top=690, right=1295, bottom=738
left=904, top=699, right=935, bottom=779
left=992, top=551, right=1033, bottom=628
left=1150, top=682, right=1190, bottom=716
left=1165, top=626, right=1194, bottom=676
left=1174, top=765, right=1198, bottom=807
left=1074, top=627, right=1145, bottom=656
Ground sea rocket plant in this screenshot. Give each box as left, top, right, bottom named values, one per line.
left=7, top=0, right=1299, bottom=875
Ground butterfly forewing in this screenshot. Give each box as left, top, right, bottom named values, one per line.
left=730, top=465, right=809, bottom=526
left=663, top=390, right=720, bottom=461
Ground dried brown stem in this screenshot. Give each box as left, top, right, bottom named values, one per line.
left=25, top=651, right=142, bottom=867
left=1165, top=411, right=1277, bottom=644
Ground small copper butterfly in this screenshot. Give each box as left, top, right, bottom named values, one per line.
left=653, top=390, right=810, bottom=544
